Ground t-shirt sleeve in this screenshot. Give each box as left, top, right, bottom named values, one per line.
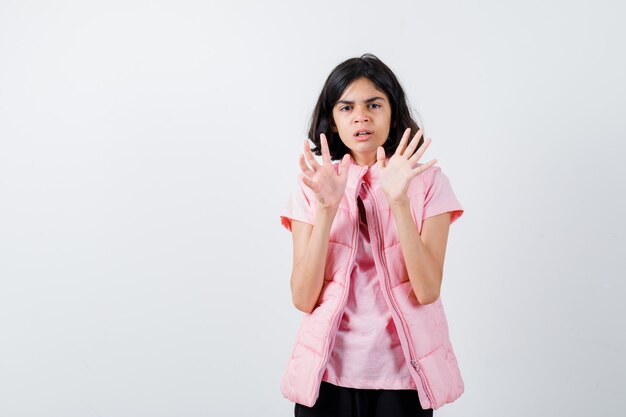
left=423, top=165, right=464, bottom=225
left=279, top=174, right=316, bottom=232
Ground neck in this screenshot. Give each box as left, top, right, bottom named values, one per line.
left=350, top=153, right=376, bottom=167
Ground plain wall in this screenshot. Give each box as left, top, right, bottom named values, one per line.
left=1, top=0, right=624, bottom=416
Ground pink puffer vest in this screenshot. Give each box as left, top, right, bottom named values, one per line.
left=279, top=158, right=465, bottom=410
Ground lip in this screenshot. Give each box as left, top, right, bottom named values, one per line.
left=353, top=129, right=374, bottom=141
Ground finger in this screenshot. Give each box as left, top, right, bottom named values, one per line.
left=298, top=153, right=315, bottom=178
left=412, top=158, right=438, bottom=177
left=405, top=128, right=424, bottom=158
left=303, top=139, right=321, bottom=171
left=408, top=136, right=432, bottom=164
left=320, top=133, right=331, bottom=165
left=377, top=146, right=386, bottom=169
left=339, top=153, right=351, bottom=178
left=301, top=174, right=318, bottom=193
left=395, top=128, right=411, bottom=156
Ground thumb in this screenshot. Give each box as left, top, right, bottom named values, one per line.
left=339, top=154, right=351, bottom=177
left=377, top=147, right=386, bottom=168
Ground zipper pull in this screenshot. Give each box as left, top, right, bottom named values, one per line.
left=411, top=359, right=419, bottom=371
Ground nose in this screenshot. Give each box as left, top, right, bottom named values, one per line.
left=353, top=106, right=370, bottom=123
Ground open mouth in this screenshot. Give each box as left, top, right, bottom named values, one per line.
left=353, top=130, right=373, bottom=141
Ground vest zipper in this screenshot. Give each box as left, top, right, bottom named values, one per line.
left=313, top=179, right=363, bottom=399
left=361, top=181, right=435, bottom=408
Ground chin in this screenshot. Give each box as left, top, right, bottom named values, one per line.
left=353, top=141, right=383, bottom=150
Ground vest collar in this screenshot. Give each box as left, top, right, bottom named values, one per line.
left=338, top=155, right=389, bottom=212
left=345, top=154, right=387, bottom=185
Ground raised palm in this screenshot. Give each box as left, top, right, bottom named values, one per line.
left=377, top=128, right=438, bottom=205
left=299, top=133, right=351, bottom=209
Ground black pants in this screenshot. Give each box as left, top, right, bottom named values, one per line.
left=294, top=381, right=433, bottom=417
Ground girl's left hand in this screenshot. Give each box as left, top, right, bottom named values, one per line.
left=377, top=127, right=438, bottom=206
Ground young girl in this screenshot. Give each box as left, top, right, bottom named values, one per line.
left=279, top=53, right=465, bottom=417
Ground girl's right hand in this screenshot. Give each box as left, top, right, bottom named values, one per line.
left=299, top=133, right=351, bottom=210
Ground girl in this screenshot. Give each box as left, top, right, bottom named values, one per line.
left=279, top=53, right=465, bottom=417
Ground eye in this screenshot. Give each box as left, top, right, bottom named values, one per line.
left=369, top=103, right=381, bottom=109
left=339, top=105, right=352, bottom=111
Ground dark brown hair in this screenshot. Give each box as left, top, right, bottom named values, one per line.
left=308, top=53, right=422, bottom=160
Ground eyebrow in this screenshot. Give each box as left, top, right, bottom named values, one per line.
left=336, top=96, right=386, bottom=106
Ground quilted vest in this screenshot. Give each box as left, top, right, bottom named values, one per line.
left=280, top=157, right=464, bottom=410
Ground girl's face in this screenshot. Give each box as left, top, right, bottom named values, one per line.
left=331, top=77, right=392, bottom=167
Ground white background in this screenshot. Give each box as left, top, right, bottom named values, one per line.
left=1, top=1, right=625, bottom=416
